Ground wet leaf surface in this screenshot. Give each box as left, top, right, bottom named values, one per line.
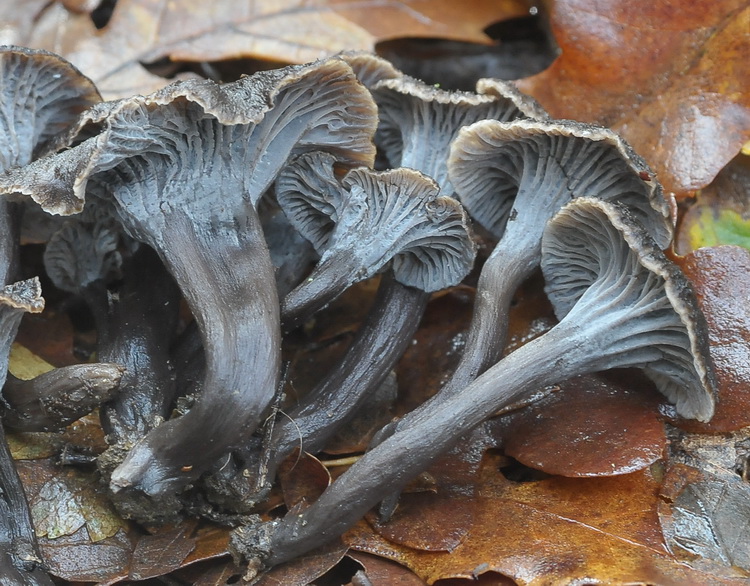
left=519, top=0, right=750, bottom=197
left=253, top=540, right=350, bottom=586
left=345, top=454, right=746, bottom=584
left=677, top=154, right=750, bottom=253
left=347, top=550, right=428, bottom=585
left=669, top=246, right=750, bottom=432
left=660, top=427, right=750, bottom=577
left=500, top=372, right=668, bottom=477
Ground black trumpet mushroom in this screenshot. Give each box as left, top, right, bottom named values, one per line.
left=234, top=197, right=715, bottom=573
left=362, top=67, right=547, bottom=195
left=278, top=151, right=475, bottom=329
left=0, top=279, right=54, bottom=585
left=441, top=118, right=674, bottom=397
left=0, top=58, right=377, bottom=515
left=258, top=154, right=475, bottom=485
left=44, top=216, right=181, bottom=455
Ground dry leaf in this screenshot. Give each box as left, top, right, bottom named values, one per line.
left=18, top=0, right=530, bottom=98
left=519, top=0, right=750, bottom=197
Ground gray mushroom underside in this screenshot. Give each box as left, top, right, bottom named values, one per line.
left=0, top=45, right=100, bottom=171
left=449, top=118, right=673, bottom=250
left=373, top=76, right=541, bottom=194
left=277, top=153, right=476, bottom=292
left=541, top=198, right=715, bottom=422
left=0, top=57, right=376, bottom=217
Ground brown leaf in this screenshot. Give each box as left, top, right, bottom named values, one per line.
left=19, top=0, right=530, bottom=98
left=501, top=372, right=667, bottom=477
left=278, top=450, right=331, bottom=510
left=40, top=526, right=133, bottom=583
left=669, top=246, right=750, bottom=432
left=253, top=540, right=349, bottom=586
left=348, top=550, right=428, bottom=585
left=346, top=455, right=744, bottom=584
left=127, top=523, right=197, bottom=581
left=519, top=0, right=750, bottom=197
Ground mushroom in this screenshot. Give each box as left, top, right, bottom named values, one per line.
left=0, top=45, right=100, bottom=289
left=0, top=278, right=54, bottom=584
left=44, top=215, right=181, bottom=452
left=249, top=157, right=475, bottom=490
left=430, top=118, right=674, bottom=400
left=278, top=151, right=475, bottom=330
left=369, top=74, right=547, bottom=194
left=0, top=58, right=377, bottom=511
left=235, top=197, right=715, bottom=571
left=2, top=362, right=124, bottom=432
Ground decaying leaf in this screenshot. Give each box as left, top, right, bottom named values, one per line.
left=17, top=0, right=531, bottom=98
left=17, top=459, right=127, bottom=542
left=519, top=0, right=750, bottom=197
left=660, top=427, right=750, bottom=577
left=346, top=455, right=746, bottom=584
left=500, top=372, right=668, bottom=477
left=676, top=154, right=750, bottom=253
left=669, top=246, right=750, bottom=432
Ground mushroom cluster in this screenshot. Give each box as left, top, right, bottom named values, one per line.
left=0, top=45, right=716, bottom=582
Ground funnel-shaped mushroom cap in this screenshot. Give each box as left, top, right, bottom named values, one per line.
left=371, top=75, right=546, bottom=194
left=0, top=278, right=44, bottom=378
left=449, top=118, right=673, bottom=249
left=277, top=151, right=476, bottom=293
left=541, top=198, right=715, bottom=421
left=44, top=219, right=122, bottom=293
left=0, top=57, right=376, bottom=217
left=0, top=46, right=100, bottom=172
left=336, top=51, right=401, bottom=89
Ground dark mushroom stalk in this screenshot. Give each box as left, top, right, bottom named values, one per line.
left=239, top=197, right=715, bottom=571
left=0, top=279, right=54, bottom=585
left=3, top=362, right=124, bottom=432
left=44, top=218, right=181, bottom=450
left=254, top=157, right=474, bottom=486
left=0, top=59, right=377, bottom=506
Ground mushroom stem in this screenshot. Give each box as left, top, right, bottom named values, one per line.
left=281, top=248, right=364, bottom=331
left=267, top=274, right=428, bottom=479
left=88, top=246, right=180, bottom=446
left=110, top=210, right=280, bottom=498
left=2, top=363, right=124, bottom=432
left=240, top=199, right=713, bottom=569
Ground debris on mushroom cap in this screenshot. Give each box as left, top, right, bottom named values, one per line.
left=371, top=73, right=546, bottom=194
left=448, top=117, right=673, bottom=249
left=541, top=197, right=716, bottom=421
left=277, top=151, right=477, bottom=296
left=0, top=45, right=100, bottom=170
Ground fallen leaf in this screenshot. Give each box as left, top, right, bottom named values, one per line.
left=347, top=550, right=428, bottom=585
left=39, top=526, right=133, bottom=583
left=668, top=246, right=750, bottom=432
left=519, top=0, right=750, bottom=197
left=16, top=459, right=128, bottom=542
left=127, top=523, right=197, bottom=581
left=676, top=154, right=750, bottom=253
left=501, top=372, right=667, bottom=477
left=278, top=450, right=331, bottom=510
left=659, top=426, right=750, bottom=577
left=253, top=540, right=349, bottom=586
left=345, top=455, right=745, bottom=584
left=19, top=0, right=531, bottom=98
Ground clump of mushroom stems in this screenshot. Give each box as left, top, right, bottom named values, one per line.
left=237, top=198, right=714, bottom=570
